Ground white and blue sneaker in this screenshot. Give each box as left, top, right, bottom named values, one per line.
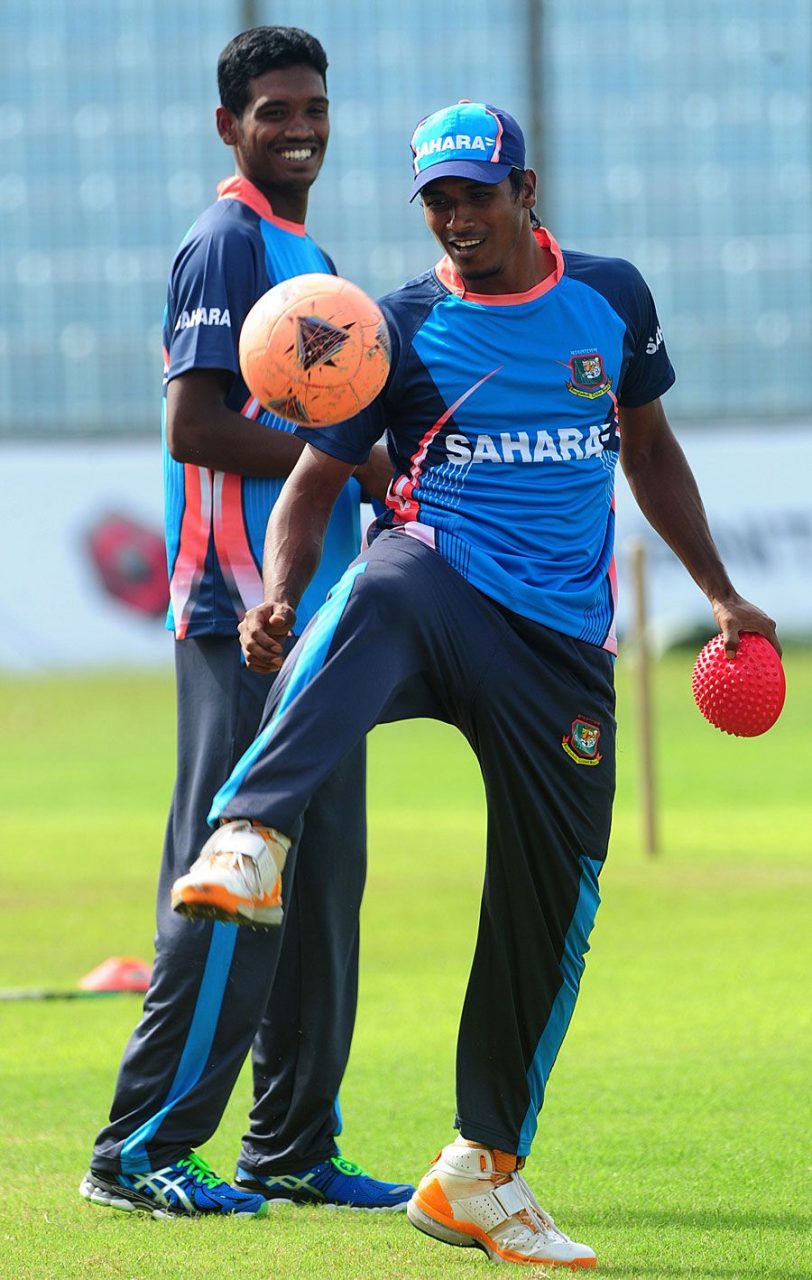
left=80, top=1151, right=268, bottom=1218
left=235, top=1155, right=414, bottom=1211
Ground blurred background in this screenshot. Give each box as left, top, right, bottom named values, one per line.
left=1, top=0, right=811, bottom=668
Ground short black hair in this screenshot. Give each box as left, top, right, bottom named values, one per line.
left=509, top=167, right=541, bottom=228
left=217, top=26, right=328, bottom=117
left=508, top=168, right=524, bottom=200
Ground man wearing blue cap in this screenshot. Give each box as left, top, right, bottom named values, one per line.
left=173, top=100, right=779, bottom=1267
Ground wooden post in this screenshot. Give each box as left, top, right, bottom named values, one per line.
left=629, top=538, right=658, bottom=855
left=239, top=0, right=260, bottom=31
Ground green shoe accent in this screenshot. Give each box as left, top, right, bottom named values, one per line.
left=329, top=1156, right=370, bottom=1178
left=176, top=1152, right=226, bottom=1190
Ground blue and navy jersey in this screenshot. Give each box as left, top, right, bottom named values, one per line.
left=296, top=227, right=674, bottom=653
left=162, top=176, right=360, bottom=638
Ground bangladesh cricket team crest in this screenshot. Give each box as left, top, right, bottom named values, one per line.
left=562, top=716, right=603, bottom=765
left=566, top=352, right=612, bottom=400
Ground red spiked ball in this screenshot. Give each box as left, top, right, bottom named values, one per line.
left=691, top=632, right=786, bottom=737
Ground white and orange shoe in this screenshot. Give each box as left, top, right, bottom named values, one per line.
left=171, top=820, right=290, bottom=929
left=407, top=1138, right=596, bottom=1269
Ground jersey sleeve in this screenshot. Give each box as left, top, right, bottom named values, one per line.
left=615, top=262, right=675, bottom=408
left=294, top=395, right=387, bottom=464
left=165, top=220, right=261, bottom=383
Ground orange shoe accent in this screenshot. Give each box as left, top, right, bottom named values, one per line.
left=414, top=1184, right=485, bottom=1245
left=414, top=1183, right=597, bottom=1270
left=171, top=878, right=281, bottom=914
left=492, top=1149, right=521, bottom=1174
left=265, top=876, right=282, bottom=907
left=417, top=1177, right=453, bottom=1220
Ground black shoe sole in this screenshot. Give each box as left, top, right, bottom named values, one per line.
left=80, top=1170, right=176, bottom=1217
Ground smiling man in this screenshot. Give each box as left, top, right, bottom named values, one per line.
left=79, top=27, right=407, bottom=1220
left=174, top=100, right=779, bottom=1264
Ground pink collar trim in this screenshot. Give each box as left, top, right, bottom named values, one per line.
left=434, top=226, right=564, bottom=305
left=216, top=176, right=307, bottom=237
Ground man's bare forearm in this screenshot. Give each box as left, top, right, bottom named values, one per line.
left=240, top=448, right=368, bottom=671
left=619, top=398, right=779, bottom=655
left=166, top=369, right=305, bottom=478
left=262, top=489, right=328, bottom=606
left=622, top=432, right=734, bottom=605
left=261, top=445, right=357, bottom=605
left=619, top=400, right=736, bottom=605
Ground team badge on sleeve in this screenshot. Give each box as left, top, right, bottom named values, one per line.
left=566, top=353, right=612, bottom=400
left=562, top=716, right=603, bottom=765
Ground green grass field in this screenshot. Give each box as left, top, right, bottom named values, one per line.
left=1, top=649, right=810, bottom=1279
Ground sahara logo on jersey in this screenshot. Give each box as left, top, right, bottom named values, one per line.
left=445, top=420, right=615, bottom=464
left=646, top=325, right=664, bottom=355
left=174, top=307, right=232, bottom=331
left=566, top=352, right=612, bottom=400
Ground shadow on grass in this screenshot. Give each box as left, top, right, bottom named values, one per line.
left=600, top=1207, right=807, bottom=1279
left=606, top=1206, right=809, bottom=1232
left=605, top=1269, right=804, bottom=1280
left=591, top=1208, right=804, bottom=1280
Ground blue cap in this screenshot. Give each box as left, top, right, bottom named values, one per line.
left=410, top=100, right=526, bottom=201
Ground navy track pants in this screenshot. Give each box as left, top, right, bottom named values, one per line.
left=91, top=634, right=366, bottom=1176
left=213, top=532, right=616, bottom=1157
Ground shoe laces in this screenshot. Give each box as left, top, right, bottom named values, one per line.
left=176, top=1152, right=224, bottom=1190
left=504, top=1172, right=568, bottom=1242
left=209, top=847, right=268, bottom=892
